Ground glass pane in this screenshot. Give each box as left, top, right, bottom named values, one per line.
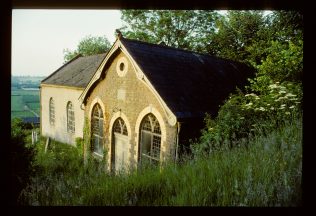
left=93, top=135, right=98, bottom=153
left=114, top=119, right=121, bottom=134
left=142, top=117, right=152, bottom=131
left=122, top=125, right=128, bottom=135
left=99, top=119, right=103, bottom=136
left=141, top=131, right=151, bottom=155
left=153, top=121, right=161, bottom=134
left=152, top=135, right=161, bottom=159
left=98, top=137, right=104, bottom=154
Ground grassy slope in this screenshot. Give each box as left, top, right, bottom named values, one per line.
left=11, top=89, right=40, bottom=118
left=20, top=117, right=302, bottom=206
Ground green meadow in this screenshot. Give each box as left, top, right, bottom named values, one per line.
left=11, top=89, right=40, bottom=119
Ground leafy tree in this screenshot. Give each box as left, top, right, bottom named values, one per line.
left=63, top=35, right=111, bottom=62
left=120, top=10, right=220, bottom=53
left=207, top=10, right=268, bottom=64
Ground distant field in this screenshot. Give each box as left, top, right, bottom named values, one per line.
left=11, top=89, right=40, bottom=119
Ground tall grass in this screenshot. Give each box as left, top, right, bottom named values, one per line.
left=20, top=117, right=302, bottom=206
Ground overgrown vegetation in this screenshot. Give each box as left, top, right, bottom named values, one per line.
left=11, top=118, right=38, bottom=205
left=18, top=115, right=301, bottom=206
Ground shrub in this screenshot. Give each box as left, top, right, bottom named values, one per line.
left=11, top=118, right=37, bottom=205
left=191, top=80, right=302, bottom=156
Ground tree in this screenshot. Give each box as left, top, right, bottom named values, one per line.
left=207, top=10, right=268, bottom=64
left=63, top=35, right=111, bottom=62
left=120, top=10, right=220, bottom=53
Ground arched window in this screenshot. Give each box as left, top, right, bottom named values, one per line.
left=113, top=118, right=128, bottom=136
left=139, top=114, right=161, bottom=165
left=67, top=101, right=75, bottom=133
left=91, top=104, right=104, bottom=155
left=49, top=97, right=55, bottom=125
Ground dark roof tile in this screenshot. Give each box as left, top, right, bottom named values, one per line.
left=42, top=53, right=106, bottom=88
left=121, top=38, right=255, bottom=118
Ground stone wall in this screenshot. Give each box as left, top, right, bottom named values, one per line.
left=85, top=51, right=178, bottom=169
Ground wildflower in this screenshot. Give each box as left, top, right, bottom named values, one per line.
left=270, top=107, right=275, bottom=110
left=240, top=117, right=245, bottom=120
left=279, top=90, right=287, bottom=94
left=295, top=101, right=301, bottom=104
left=259, top=107, right=266, bottom=111
left=286, top=93, right=296, bottom=97
left=255, top=96, right=260, bottom=100
left=281, top=104, right=286, bottom=107
left=285, top=112, right=291, bottom=115
left=245, top=93, right=257, bottom=97
left=289, top=105, right=295, bottom=109
left=279, top=107, right=285, bottom=110
left=268, top=84, right=278, bottom=89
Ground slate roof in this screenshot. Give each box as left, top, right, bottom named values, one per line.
left=41, top=53, right=106, bottom=88
left=120, top=38, right=255, bottom=119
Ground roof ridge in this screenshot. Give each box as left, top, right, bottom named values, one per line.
left=121, top=37, right=214, bottom=58
left=41, top=54, right=82, bottom=83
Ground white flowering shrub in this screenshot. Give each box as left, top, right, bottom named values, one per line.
left=241, top=81, right=302, bottom=124
left=193, top=81, right=302, bottom=154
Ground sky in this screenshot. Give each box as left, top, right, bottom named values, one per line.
left=12, top=10, right=123, bottom=77
left=12, top=10, right=270, bottom=77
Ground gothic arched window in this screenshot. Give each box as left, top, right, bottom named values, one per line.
left=91, top=104, right=104, bottom=155
left=49, top=97, right=55, bottom=126
left=67, top=101, right=75, bottom=133
left=139, top=114, right=161, bottom=165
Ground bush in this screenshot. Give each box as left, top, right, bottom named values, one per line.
left=11, top=118, right=37, bottom=205
left=191, top=80, right=302, bottom=156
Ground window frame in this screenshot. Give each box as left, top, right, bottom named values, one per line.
left=139, top=114, right=162, bottom=165
left=91, top=103, right=104, bottom=157
left=67, top=101, right=75, bottom=133
left=49, top=97, right=55, bottom=126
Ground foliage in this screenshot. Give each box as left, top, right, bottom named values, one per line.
left=193, top=81, right=302, bottom=155
left=207, top=10, right=268, bottom=64
left=63, top=35, right=111, bottom=62
left=248, top=39, right=303, bottom=93
left=83, top=117, right=91, bottom=164
left=120, top=10, right=220, bottom=53
left=75, top=137, right=84, bottom=158
left=11, top=118, right=37, bottom=205
left=190, top=10, right=303, bottom=154
left=20, top=117, right=301, bottom=206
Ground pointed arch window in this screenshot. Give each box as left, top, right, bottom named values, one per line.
left=91, top=104, right=104, bottom=155
left=67, top=101, right=75, bottom=133
left=113, top=118, right=128, bottom=136
left=139, top=114, right=161, bottom=165
left=49, top=97, right=55, bottom=126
